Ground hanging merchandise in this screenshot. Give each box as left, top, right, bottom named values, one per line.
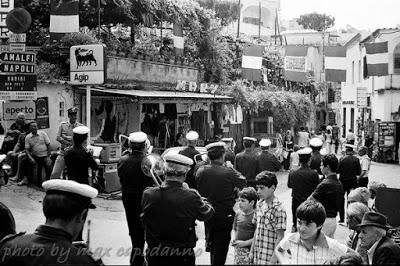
left=236, top=105, right=243, bottom=124
left=164, top=104, right=177, bottom=120
left=160, top=103, right=165, bottom=113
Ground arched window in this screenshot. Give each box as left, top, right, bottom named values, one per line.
left=394, top=42, right=400, bottom=74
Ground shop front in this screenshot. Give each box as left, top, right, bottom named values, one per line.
left=76, top=87, right=233, bottom=152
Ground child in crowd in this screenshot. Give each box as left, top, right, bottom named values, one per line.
left=275, top=200, right=349, bottom=264
left=232, top=187, right=258, bottom=265
left=289, top=145, right=300, bottom=171
left=250, top=171, right=286, bottom=264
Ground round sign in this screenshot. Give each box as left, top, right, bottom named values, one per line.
left=6, top=8, right=32, bottom=33
left=36, top=98, right=48, bottom=116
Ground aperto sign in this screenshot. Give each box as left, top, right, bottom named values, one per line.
left=3, top=100, right=36, bottom=120
left=70, top=44, right=106, bottom=85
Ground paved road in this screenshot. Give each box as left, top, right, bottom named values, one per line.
left=0, top=161, right=399, bottom=264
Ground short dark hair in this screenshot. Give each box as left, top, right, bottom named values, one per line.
left=255, top=171, right=277, bottom=188
left=130, top=142, right=146, bottom=151
left=43, top=192, right=91, bottom=221
left=208, top=147, right=225, bottom=160
left=299, top=154, right=311, bottom=165
left=296, top=200, right=326, bottom=227
left=238, top=187, right=258, bottom=208
left=300, top=126, right=305, bottom=131
left=322, top=154, right=339, bottom=172
left=243, top=140, right=253, bottom=148
left=73, top=133, right=87, bottom=146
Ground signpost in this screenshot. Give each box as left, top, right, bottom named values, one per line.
left=70, top=44, right=106, bottom=136
left=0, top=51, right=37, bottom=99
left=0, top=0, right=14, bottom=39
left=357, top=87, right=368, bottom=108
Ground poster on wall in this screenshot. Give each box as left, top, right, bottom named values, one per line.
left=36, top=97, right=49, bottom=129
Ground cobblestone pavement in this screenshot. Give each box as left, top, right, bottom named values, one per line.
left=0, top=161, right=399, bottom=264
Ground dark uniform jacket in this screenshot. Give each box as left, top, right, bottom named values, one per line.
left=310, top=174, right=344, bottom=218
left=372, top=236, right=400, bottom=265
left=196, top=161, right=246, bottom=219
left=141, top=180, right=214, bottom=248
left=338, top=154, right=361, bottom=191
left=0, top=202, right=15, bottom=240
left=118, top=150, right=155, bottom=196
left=257, top=151, right=281, bottom=172
left=0, top=225, right=102, bottom=266
left=179, top=146, right=200, bottom=189
left=288, top=165, right=320, bottom=201
left=234, top=150, right=258, bottom=181
left=309, top=151, right=322, bottom=175
left=64, top=146, right=99, bottom=184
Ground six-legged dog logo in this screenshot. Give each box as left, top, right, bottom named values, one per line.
left=74, top=48, right=97, bottom=69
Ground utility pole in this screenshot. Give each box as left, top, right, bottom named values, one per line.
left=258, top=1, right=261, bottom=40
left=237, top=0, right=241, bottom=39
left=98, top=0, right=101, bottom=39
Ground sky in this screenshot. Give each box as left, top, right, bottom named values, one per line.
left=280, top=0, right=400, bottom=31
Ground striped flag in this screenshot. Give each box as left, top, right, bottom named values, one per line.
left=241, top=45, right=263, bottom=82
left=365, top=41, right=389, bottom=77
left=173, top=23, right=184, bottom=56
left=324, top=46, right=347, bottom=82
left=284, top=46, right=308, bottom=82
left=50, top=0, right=79, bottom=33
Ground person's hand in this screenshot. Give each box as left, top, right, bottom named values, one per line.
left=231, top=240, right=247, bottom=248
left=225, top=161, right=234, bottom=168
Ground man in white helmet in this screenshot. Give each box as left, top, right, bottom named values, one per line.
left=179, top=130, right=201, bottom=189
left=118, top=131, right=157, bottom=266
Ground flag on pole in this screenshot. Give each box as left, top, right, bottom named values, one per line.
left=173, top=23, right=184, bottom=56
left=241, top=45, right=263, bottom=81
left=324, top=46, right=347, bottom=82
left=365, top=41, right=389, bottom=76
left=284, top=45, right=308, bottom=82
left=50, top=0, right=79, bottom=33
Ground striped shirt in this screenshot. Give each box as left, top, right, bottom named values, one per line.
left=251, top=197, right=287, bottom=264
left=277, top=232, right=347, bottom=264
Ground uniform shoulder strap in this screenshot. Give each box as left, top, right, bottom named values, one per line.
left=0, top=232, right=26, bottom=245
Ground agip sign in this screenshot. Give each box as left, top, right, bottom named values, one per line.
left=70, top=44, right=106, bottom=85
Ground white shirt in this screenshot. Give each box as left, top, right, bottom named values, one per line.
left=277, top=232, right=347, bottom=264
left=360, top=154, right=371, bottom=177
left=297, top=131, right=310, bottom=147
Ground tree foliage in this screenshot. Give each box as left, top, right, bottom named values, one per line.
left=196, top=0, right=240, bottom=26
left=221, top=80, right=314, bottom=131
left=296, top=12, right=335, bottom=32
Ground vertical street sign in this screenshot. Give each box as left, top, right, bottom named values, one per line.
left=357, top=87, right=368, bottom=108
left=0, top=0, right=14, bottom=39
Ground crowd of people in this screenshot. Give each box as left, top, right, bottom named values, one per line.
left=0, top=117, right=399, bottom=265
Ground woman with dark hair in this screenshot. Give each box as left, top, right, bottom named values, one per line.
left=64, top=126, right=99, bottom=185
left=283, top=130, right=294, bottom=170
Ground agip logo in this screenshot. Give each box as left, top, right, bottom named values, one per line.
left=70, top=44, right=105, bottom=85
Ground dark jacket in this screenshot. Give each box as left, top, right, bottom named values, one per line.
left=0, top=225, right=102, bottom=266
left=235, top=150, right=258, bottom=181
left=141, top=180, right=214, bottom=248
left=257, top=150, right=281, bottom=172
left=310, top=174, right=344, bottom=218
left=372, top=236, right=400, bottom=265
left=310, top=151, right=322, bottom=175
left=117, top=150, right=155, bottom=195
left=179, top=146, right=200, bottom=189
left=196, top=161, right=246, bottom=219
left=64, top=146, right=99, bottom=184
left=0, top=202, right=15, bottom=241
left=288, top=165, right=320, bottom=201
left=338, top=154, right=361, bottom=190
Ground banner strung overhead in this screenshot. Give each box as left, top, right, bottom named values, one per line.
left=365, top=41, right=388, bottom=77
left=284, top=45, right=308, bottom=82
left=241, top=45, right=263, bottom=82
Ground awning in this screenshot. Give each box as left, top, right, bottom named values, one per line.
left=78, top=87, right=233, bottom=103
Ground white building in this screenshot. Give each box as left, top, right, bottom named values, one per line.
left=340, top=28, right=400, bottom=144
